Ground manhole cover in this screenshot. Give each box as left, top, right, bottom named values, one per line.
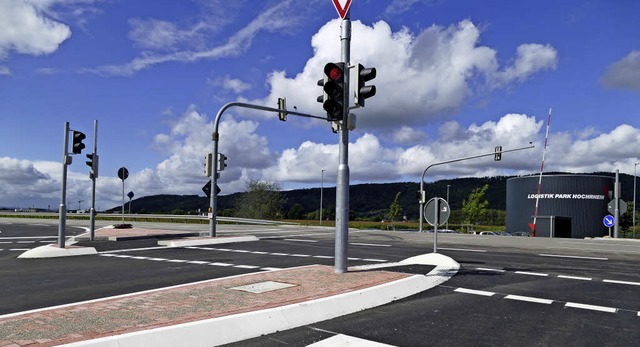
left=231, top=281, right=296, bottom=294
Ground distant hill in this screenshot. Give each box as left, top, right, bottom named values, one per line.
left=108, top=172, right=638, bottom=219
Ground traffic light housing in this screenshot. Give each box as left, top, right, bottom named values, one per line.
left=205, top=153, right=213, bottom=176
left=71, top=131, right=86, bottom=154
left=354, top=64, right=376, bottom=108
left=277, top=97, right=287, bottom=121
left=85, top=153, right=99, bottom=179
left=217, top=153, right=227, bottom=172
left=494, top=146, right=502, bottom=161
left=321, top=62, right=345, bottom=121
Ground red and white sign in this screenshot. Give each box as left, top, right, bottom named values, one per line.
left=332, top=0, right=352, bottom=19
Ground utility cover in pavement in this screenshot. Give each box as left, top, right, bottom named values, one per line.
left=231, top=281, right=296, bottom=294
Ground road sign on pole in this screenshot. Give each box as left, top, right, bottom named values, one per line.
left=607, top=199, right=627, bottom=215
left=424, top=197, right=451, bottom=226
left=331, top=0, right=352, bottom=19
left=603, top=215, right=615, bottom=228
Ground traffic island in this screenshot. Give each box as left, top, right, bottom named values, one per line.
left=17, top=244, right=98, bottom=259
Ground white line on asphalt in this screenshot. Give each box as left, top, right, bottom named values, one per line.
left=362, top=258, right=388, bottom=262
left=602, top=279, right=640, bottom=286
left=475, top=267, right=506, bottom=273
left=261, top=267, right=282, bottom=271
left=209, top=262, right=233, bottom=267
left=313, top=255, right=334, bottom=259
left=350, top=242, right=391, bottom=247
left=0, top=241, right=11, bottom=244
left=539, top=253, right=608, bottom=261
left=270, top=252, right=290, bottom=256
left=167, top=259, right=187, bottom=263
left=187, top=261, right=210, bottom=265
left=565, top=302, right=617, bottom=313
left=283, top=239, right=318, bottom=243
left=9, top=249, right=30, bottom=251
left=234, top=265, right=260, bottom=269
left=0, top=236, right=57, bottom=239
left=290, top=254, right=312, bottom=257
left=515, top=271, right=549, bottom=277
left=439, top=247, right=487, bottom=253
left=505, top=294, right=553, bottom=304
left=557, top=275, right=592, bottom=281
left=454, top=288, right=496, bottom=296
left=17, top=241, right=35, bottom=243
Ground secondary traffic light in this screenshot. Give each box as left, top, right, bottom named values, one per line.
left=354, top=64, right=376, bottom=108
left=71, top=131, right=86, bottom=154
left=85, top=153, right=99, bottom=179
left=217, top=153, right=227, bottom=172
left=277, top=97, right=287, bottom=121
left=321, top=62, right=345, bottom=121
left=494, top=146, right=502, bottom=161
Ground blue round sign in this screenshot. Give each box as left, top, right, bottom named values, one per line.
left=603, top=215, right=615, bottom=227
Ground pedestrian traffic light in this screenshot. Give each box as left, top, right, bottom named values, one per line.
left=71, top=131, right=86, bottom=154
left=494, top=146, right=502, bottom=161
left=416, top=190, right=426, bottom=204
left=321, top=62, right=345, bottom=121
left=217, top=153, right=227, bottom=171
left=85, top=153, right=99, bottom=179
left=277, top=97, right=287, bottom=121
left=354, top=64, right=376, bottom=108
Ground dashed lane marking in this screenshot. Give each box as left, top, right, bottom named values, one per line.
left=439, top=247, right=487, bottom=253
left=283, top=239, right=318, bottom=243
left=99, top=254, right=280, bottom=272
left=475, top=267, right=640, bottom=288
left=539, top=253, right=608, bottom=261
left=454, top=287, right=629, bottom=315
left=350, top=242, right=392, bottom=247
left=184, top=246, right=388, bottom=263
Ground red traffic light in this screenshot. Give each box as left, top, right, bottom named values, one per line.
left=324, top=63, right=343, bottom=81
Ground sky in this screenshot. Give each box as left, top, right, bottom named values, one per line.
left=1, top=0, right=639, bottom=211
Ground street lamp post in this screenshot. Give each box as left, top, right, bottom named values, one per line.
left=320, top=169, right=325, bottom=225
left=634, top=163, right=639, bottom=239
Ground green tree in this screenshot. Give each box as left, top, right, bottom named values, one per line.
left=234, top=179, right=286, bottom=220
left=287, top=203, right=305, bottom=220
left=389, top=192, right=403, bottom=231
left=462, top=184, right=489, bottom=226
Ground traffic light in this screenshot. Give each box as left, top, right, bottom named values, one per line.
left=277, top=97, right=287, bottom=121
left=354, top=64, right=376, bottom=108
left=71, top=131, right=86, bottom=154
left=85, top=153, right=99, bottom=179
left=416, top=190, right=426, bottom=204
left=321, top=62, right=345, bottom=121
left=204, top=152, right=213, bottom=176
left=494, top=146, right=502, bottom=161
left=217, top=153, right=227, bottom=171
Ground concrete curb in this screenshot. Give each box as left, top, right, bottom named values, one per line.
left=157, top=235, right=260, bottom=247
left=60, top=253, right=459, bottom=347
left=17, top=244, right=98, bottom=259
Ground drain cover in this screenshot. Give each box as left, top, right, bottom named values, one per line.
left=231, top=281, right=297, bottom=294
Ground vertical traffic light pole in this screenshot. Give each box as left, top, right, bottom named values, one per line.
left=89, top=120, right=98, bottom=241
left=58, top=122, right=70, bottom=248
left=334, top=11, right=351, bottom=273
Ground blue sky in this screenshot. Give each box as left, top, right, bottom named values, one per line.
left=1, top=0, right=639, bottom=210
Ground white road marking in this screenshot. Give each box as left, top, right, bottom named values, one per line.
left=454, top=288, right=495, bottom=296
left=350, top=242, right=391, bottom=247
left=439, top=247, right=487, bottom=253
left=539, top=253, right=608, bottom=261
left=313, top=255, right=334, bottom=259
left=260, top=267, right=282, bottom=271
left=505, top=294, right=553, bottom=304
left=475, top=267, right=506, bottom=273
left=308, top=333, right=396, bottom=347
left=209, top=262, right=233, bottom=267
left=603, top=279, right=640, bottom=286
left=565, top=302, right=617, bottom=313
left=0, top=236, right=57, bottom=239
left=362, top=258, right=388, bottom=262
left=234, top=265, right=260, bottom=269
left=283, top=239, right=318, bottom=243
left=557, top=275, right=592, bottom=281
left=515, top=271, right=549, bottom=277
left=9, top=249, right=31, bottom=251
left=17, top=241, right=35, bottom=243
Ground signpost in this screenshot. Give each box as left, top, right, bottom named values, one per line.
left=118, top=167, right=129, bottom=225
left=603, top=214, right=614, bottom=237
left=331, top=0, right=352, bottom=18
left=424, top=197, right=451, bottom=253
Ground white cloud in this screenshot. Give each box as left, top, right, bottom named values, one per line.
left=601, top=51, right=640, bottom=92
left=209, top=75, right=251, bottom=94
left=254, top=19, right=558, bottom=130
left=0, top=0, right=71, bottom=59
left=393, top=126, right=426, bottom=145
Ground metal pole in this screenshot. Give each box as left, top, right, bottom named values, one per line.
left=320, top=169, right=325, bottom=225
left=614, top=169, right=620, bottom=238
left=208, top=101, right=325, bottom=238
left=58, top=122, right=70, bottom=248
left=433, top=199, right=439, bottom=253
left=121, top=176, right=125, bottom=225
left=334, top=11, right=351, bottom=274
left=418, top=144, right=535, bottom=232
left=446, top=185, right=450, bottom=230
left=89, top=120, right=97, bottom=241
left=634, top=163, right=638, bottom=239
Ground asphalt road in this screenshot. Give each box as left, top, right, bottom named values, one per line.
left=2, top=218, right=640, bottom=345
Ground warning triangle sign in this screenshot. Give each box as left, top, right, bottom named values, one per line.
left=332, top=0, right=352, bottom=19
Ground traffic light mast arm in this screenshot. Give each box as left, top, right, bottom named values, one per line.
left=417, top=143, right=536, bottom=232
left=208, top=101, right=327, bottom=238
